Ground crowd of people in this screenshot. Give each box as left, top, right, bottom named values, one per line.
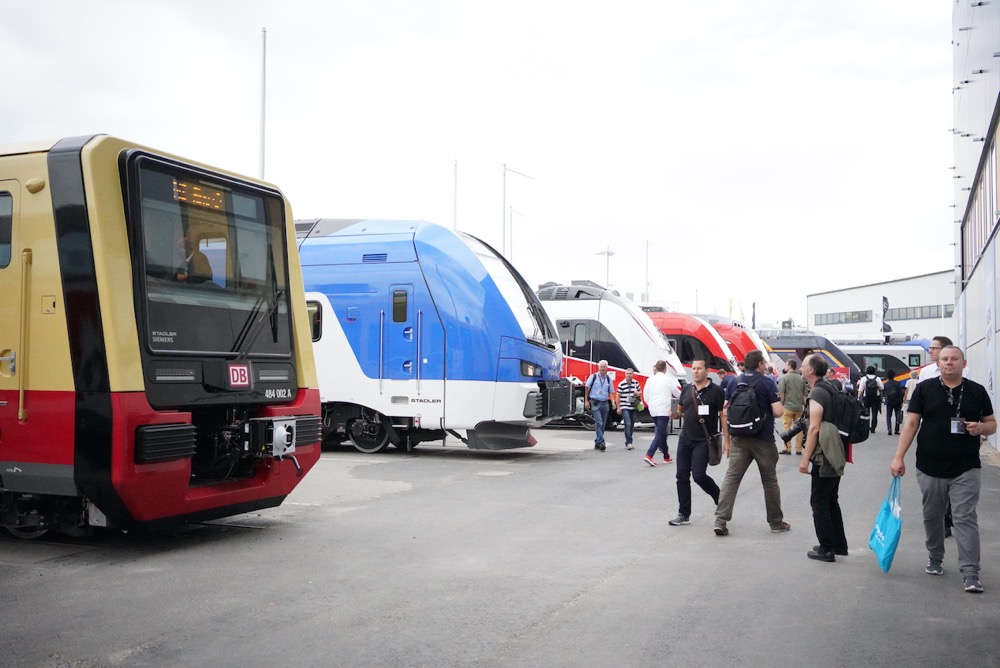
left=581, top=335, right=995, bottom=594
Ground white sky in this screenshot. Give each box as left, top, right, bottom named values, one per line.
left=1, top=0, right=953, bottom=326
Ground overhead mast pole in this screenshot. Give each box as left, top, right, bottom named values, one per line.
left=259, top=28, right=267, bottom=179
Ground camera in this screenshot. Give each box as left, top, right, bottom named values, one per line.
left=780, top=415, right=808, bottom=443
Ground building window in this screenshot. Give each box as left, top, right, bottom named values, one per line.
left=961, top=136, right=998, bottom=281
left=885, top=305, right=952, bottom=321
left=814, top=310, right=872, bottom=326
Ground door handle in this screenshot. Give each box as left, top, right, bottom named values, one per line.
left=403, top=361, right=413, bottom=374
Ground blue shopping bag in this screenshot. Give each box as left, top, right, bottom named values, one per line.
left=869, top=476, right=903, bottom=573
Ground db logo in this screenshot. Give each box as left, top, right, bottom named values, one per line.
left=228, top=364, right=251, bottom=388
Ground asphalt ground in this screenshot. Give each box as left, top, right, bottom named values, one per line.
left=2, top=422, right=999, bottom=667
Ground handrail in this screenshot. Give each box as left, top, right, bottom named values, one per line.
left=416, top=309, right=422, bottom=394
left=378, top=310, right=384, bottom=394
left=18, top=249, right=31, bottom=421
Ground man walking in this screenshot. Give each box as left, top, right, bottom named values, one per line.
left=890, top=345, right=995, bottom=593
left=713, top=350, right=790, bottom=536
left=858, top=366, right=884, bottom=434
left=798, top=354, right=848, bottom=562
left=668, top=358, right=724, bottom=526
left=642, top=360, right=680, bottom=466
left=615, top=368, right=642, bottom=450
left=778, top=359, right=808, bottom=455
left=918, top=336, right=957, bottom=383
left=916, top=336, right=966, bottom=536
left=883, top=369, right=904, bottom=435
left=583, top=360, right=614, bottom=451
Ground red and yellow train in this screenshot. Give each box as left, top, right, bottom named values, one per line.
left=0, top=135, right=321, bottom=537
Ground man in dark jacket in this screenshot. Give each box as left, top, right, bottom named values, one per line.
left=883, top=369, right=904, bottom=435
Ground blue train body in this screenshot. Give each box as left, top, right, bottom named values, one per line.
left=297, top=219, right=572, bottom=452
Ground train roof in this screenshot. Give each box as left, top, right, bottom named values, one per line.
left=0, top=138, right=61, bottom=156
left=295, top=218, right=426, bottom=240
left=536, top=284, right=606, bottom=301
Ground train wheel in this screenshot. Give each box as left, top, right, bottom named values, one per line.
left=348, top=415, right=390, bottom=453
left=6, top=526, right=48, bottom=540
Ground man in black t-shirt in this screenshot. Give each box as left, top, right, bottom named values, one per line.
left=667, top=359, right=725, bottom=526
left=890, top=345, right=996, bottom=594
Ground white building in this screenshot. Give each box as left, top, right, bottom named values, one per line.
left=807, top=271, right=956, bottom=344
left=953, top=2, right=999, bottom=446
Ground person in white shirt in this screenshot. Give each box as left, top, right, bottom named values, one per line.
left=642, top=360, right=681, bottom=466
left=857, top=366, right=885, bottom=434
left=918, top=336, right=967, bottom=384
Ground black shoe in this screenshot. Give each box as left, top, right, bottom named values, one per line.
left=945, top=526, right=953, bottom=538
left=894, top=430, right=900, bottom=435
left=599, top=445, right=606, bottom=451
left=779, top=450, right=791, bottom=455
left=807, top=548, right=836, bottom=562
left=813, top=544, right=848, bottom=557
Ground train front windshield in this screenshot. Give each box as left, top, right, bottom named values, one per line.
left=129, top=155, right=292, bottom=358
left=461, top=235, right=559, bottom=347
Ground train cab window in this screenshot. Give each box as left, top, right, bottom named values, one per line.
left=907, top=354, right=922, bottom=368
left=0, top=193, right=11, bottom=268
left=392, top=290, right=407, bottom=322
left=129, top=156, right=292, bottom=357
left=573, top=324, right=588, bottom=348
left=593, top=323, right=635, bottom=370
left=307, top=300, right=322, bottom=341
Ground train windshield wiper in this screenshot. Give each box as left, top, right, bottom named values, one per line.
left=233, top=288, right=285, bottom=360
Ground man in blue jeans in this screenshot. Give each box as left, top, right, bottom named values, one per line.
left=584, top=360, right=614, bottom=451
left=615, top=368, right=642, bottom=450
left=643, top=360, right=681, bottom=466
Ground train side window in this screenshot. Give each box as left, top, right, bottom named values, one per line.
left=0, top=192, right=11, bottom=268
left=307, top=300, right=322, bottom=341
left=392, top=290, right=407, bottom=323
left=907, top=354, right=922, bottom=368
left=573, top=323, right=588, bottom=348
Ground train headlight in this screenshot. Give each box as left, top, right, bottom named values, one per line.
left=520, top=360, right=543, bottom=377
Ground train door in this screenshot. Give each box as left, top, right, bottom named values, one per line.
left=0, top=185, right=20, bottom=445
left=562, top=319, right=595, bottom=377
left=384, top=285, right=416, bottom=381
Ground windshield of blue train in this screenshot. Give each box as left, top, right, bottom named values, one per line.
left=133, top=160, right=292, bottom=357
left=460, top=236, right=557, bottom=345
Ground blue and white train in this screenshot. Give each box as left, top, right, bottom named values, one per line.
left=297, top=219, right=572, bottom=453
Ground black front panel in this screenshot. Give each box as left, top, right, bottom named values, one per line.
left=119, top=150, right=298, bottom=409
left=49, top=136, right=131, bottom=523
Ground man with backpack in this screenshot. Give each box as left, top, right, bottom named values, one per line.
left=584, top=360, right=615, bottom=451
left=798, top=354, right=849, bottom=562
left=858, top=366, right=884, bottom=434
left=713, top=350, right=790, bottom=536
left=883, top=369, right=904, bottom=435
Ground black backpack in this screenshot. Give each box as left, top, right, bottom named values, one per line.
left=863, top=376, right=881, bottom=408
left=817, top=379, right=869, bottom=445
left=883, top=379, right=902, bottom=406
left=727, top=375, right=765, bottom=436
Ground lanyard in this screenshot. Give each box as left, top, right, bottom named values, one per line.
left=940, top=378, right=964, bottom=418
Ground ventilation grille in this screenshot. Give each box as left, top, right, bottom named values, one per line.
left=135, top=424, right=197, bottom=464
left=362, top=253, right=388, bottom=263
left=295, top=415, right=324, bottom=446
